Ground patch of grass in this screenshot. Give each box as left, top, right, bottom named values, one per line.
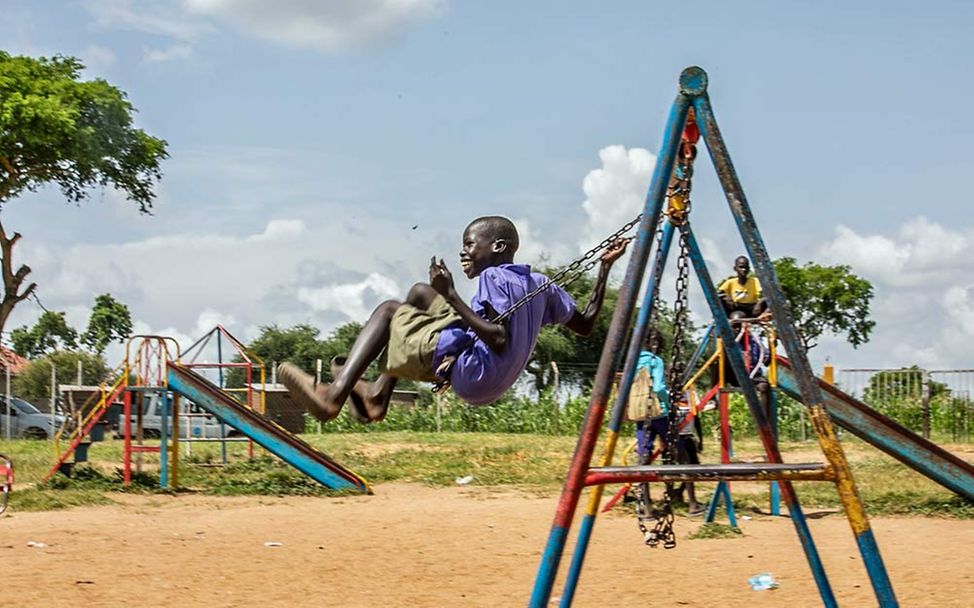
left=688, top=523, right=742, bottom=540
left=203, top=456, right=345, bottom=497
left=1, top=433, right=972, bottom=518
left=11, top=487, right=115, bottom=511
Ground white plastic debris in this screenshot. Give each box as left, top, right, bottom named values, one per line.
left=455, top=475, right=475, bottom=486
left=27, top=541, right=48, bottom=548
left=747, top=573, right=778, bottom=591
left=263, top=541, right=283, bottom=547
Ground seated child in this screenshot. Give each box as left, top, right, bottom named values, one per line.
left=279, top=216, right=628, bottom=422
left=725, top=310, right=772, bottom=413
left=717, top=255, right=769, bottom=319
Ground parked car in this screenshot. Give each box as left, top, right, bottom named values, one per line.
left=116, top=392, right=236, bottom=440
left=0, top=396, right=67, bottom=440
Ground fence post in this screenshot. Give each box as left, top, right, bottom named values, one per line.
left=550, top=361, right=560, bottom=435
left=922, top=369, right=931, bottom=440
left=435, top=392, right=442, bottom=433
left=315, top=359, right=322, bottom=434
left=4, top=366, right=10, bottom=441
left=50, top=362, right=57, bottom=442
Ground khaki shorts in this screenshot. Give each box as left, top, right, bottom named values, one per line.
left=379, top=294, right=462, bottom=382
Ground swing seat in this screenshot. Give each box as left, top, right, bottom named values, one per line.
left=585, top=462, right=833, bottom=486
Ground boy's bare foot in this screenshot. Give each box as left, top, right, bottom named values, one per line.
left=330, top=357, right=374, bottom=423
left=277, top=362, right=342, bottom=422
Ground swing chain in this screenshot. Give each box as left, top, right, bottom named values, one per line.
left=644, top=114, right=697, bottom=550
left=493, top=214, right=642, bottom=324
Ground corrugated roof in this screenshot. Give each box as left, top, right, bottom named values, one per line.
left=0, top=346, right=28, bottom=374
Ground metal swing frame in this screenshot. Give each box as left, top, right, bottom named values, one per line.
left=529, top=67, right=898, bottom=608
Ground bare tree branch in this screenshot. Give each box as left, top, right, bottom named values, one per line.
left=0, top=218, right=34, bottom=337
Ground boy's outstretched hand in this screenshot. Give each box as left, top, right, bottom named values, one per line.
left=600, top=237, right=630, bottom=265
left=429, top=257, right=455, bottom=296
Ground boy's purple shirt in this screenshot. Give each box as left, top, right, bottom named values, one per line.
left=434, top=263, right=576, bottom=405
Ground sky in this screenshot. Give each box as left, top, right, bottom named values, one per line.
left=0, top=0, right=972, bottom=375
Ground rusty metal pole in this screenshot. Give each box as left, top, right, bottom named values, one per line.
left=529, top=73, right=694, bottom=608
left=682, top=225, right=836, bottom=607
left=692, top=87, right=897, bottom=607
left=559, top=219, right=676, bottom=606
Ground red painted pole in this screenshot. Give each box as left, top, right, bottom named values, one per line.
left=123, top=389, right=132, bottom=485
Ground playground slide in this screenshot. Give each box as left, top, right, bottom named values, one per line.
left=166, top=362, right=370, bottom=494
left=775, top=357, right=974, bottom=501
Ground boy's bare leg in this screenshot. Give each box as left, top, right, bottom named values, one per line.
left=355, top=283, right=439, bottom=419
left=280, top=300, right=401, bottom=422
left=361, top=374, right=398, bottom=421
left=281, top=283, right=441, bottom=422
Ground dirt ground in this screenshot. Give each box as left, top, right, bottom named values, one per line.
left=2, top=484, right=972, bottom=607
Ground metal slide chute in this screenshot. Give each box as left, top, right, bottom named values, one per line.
left=776, top=356, right=974, bottom=501
left=166, top=362, right=370, bottom=494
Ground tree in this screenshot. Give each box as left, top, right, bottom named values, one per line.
left=10, top=310, right=78, bottom=357
left=14, top=350, right=111, bottom=402
left=81, top=293, right=133, bottom=354
left=0, top=52, right=168, bottom=338
left=10, top=293, right=133, bottom=358
left=772, top=257, right=875, bottom=352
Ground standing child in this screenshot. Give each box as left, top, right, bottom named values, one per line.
left=279, top=216, right=628, bottom=422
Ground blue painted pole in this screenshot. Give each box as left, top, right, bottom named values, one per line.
left=217, top=332, right=228, bottom=465
left=704, top=483, right=720, bottom=522
left=682, top=225, right=837, bottom=608
left=530, top=81, right=693, bottom=608
left=692, top=90, right=896, bottom=607
left=560, top=221, right=676, bottom=607
left=722, top=483, right=737, bottom=527
left=159, top=389, right=169, bottom=489
left=770, top=390, right=781, bottom=516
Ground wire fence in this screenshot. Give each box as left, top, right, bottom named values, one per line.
left=837, top=367, right=974, bottom=442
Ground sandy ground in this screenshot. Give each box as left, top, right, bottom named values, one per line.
left=2, top=484, right=972, bottom=607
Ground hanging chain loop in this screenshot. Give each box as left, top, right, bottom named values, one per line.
left=493, top=214, right=642, bottom=324
left=642, top=110, right=698, bottom=550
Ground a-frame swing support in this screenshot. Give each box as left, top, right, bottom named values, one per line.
left=530, top=67, right=898, bottom=607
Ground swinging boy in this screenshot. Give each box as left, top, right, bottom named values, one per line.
left=279, top=216, right=628, bottom=422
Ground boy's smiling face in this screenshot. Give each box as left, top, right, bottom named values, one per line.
left=459, top=221, right=501, bottom=278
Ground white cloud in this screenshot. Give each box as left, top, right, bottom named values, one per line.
left=248, top=219, right=306, bottom=242
left=810, top=217, right=974, bottom=370
left=579, top=145, right=655, bottom=252
left=6, top=215, right=434, bottom=365
left=84, top=0, right=212, bottom=40
left=297, top=273, right=400, bottom=321
left=143, top=43, right=193, bottom=63
left=817, top=216, right=974, bottom=288
left=183, top=0, right=444, bottom=52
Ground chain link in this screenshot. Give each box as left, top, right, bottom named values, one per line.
left=493, top=214, right=642, bottom=324
left=641, top=112, right=697, bottom=550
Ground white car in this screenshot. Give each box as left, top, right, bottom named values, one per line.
left=0, top=396, right=67, bottom=439
left=117, top=393, right=236, bottom=440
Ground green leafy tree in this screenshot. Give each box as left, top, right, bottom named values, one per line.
left=0, top=52, right=167, bottom=338
left=526, top=265, right=697, bottom=392
left=10, top=310, right=78, bottom=357
left=772, top=257, right=875, bottom=351
left=228, top=322, right=369, bottom=387
left=81, top=293, right=133, bottom=354
left=14, top=350, right=111, bottom=402
left=10, top=293, right=133, bottom=358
